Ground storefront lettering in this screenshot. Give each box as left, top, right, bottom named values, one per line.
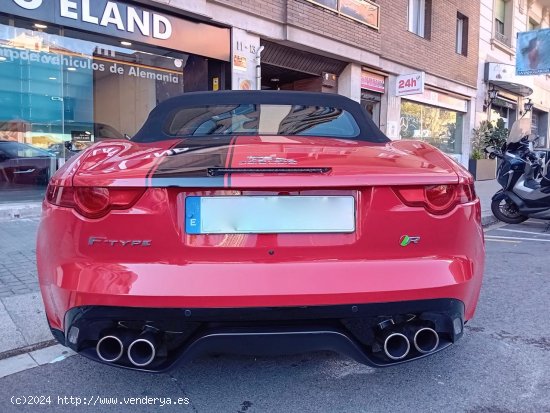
left=10, top=0, right=173, bottom=40
left=127, top=66, right=179, bottom=83
left=0, top=47, right=181, bottom=84
left=13, top=0, right=43, bottom=9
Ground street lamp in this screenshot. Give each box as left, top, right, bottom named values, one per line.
left=520, top=98, right=534, bottom=118
left=483, top=87, right=499, bottom=111
left=524, top=98, right=534, bottom=114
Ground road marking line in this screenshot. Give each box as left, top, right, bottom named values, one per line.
left=496, top=228, right=550, bottom=237
left=518, top=221, right=550, bottom=228
left=485, top=238, right=521, bottom=243
left=483, top=222, right=507, bottom=232
left=485, top=235, right=550, bottom=242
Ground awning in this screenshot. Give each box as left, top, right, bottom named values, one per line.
left=484, top=62, right=533, bottom=96
left=260, top=40, right=348, bottom=77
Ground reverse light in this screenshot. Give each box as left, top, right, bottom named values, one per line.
left=393, top=184, right=476, bottom=215
left=46, top=186, right=145, bottom=218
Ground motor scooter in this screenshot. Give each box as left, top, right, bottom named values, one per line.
left=486, top=118, right=550, bottom=224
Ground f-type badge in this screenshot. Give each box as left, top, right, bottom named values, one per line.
left=400, top=235, right=420, bottom=247
left=88, top=237, right=151, bottom=247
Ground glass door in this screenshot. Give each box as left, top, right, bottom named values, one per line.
left=361, top=92, right=381, bottom=127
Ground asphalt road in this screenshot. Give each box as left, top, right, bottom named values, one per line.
left=1, top=221, right=549, bottom=413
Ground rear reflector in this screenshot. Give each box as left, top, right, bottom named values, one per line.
left=46, top=186, right=145, bottom=219
left=393, top=184, right=476, bottom=215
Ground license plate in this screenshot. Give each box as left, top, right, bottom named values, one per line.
left=185, top=196, right=355, bottom=234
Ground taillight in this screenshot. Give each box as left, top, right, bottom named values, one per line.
left=74, top=187, right=111, bottom=218
left=46, top=185, right=145, bottom=218
left=393, top=184, right=476, bottom=215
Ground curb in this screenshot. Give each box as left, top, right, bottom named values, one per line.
left=0, top=202, right=42, bottom=221
left=0, top=340, right=57, bottom=362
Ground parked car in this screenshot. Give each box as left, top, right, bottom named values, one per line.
left=47, top=142, right=78, bottom=159
left=45, top=123, right=127, bottom=158
left=0, top=140, right=55, bottom=185
left=37, top=91, right=485, bottom=371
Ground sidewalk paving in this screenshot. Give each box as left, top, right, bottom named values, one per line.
left=0, top=293, right=53, bottom=357
left=0, top=218, right=40, bottom=297
left=0, top=181, right=502, bottom=359
left=474, top=179, right=501, bottom=227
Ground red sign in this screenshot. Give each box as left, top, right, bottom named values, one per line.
left=361, top=70, right=385, bottom=93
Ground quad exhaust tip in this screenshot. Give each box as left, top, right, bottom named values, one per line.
left=413, top=327, right=439, bottom=354
left=96, top=335, right=124, bottom=363
left=383, top=332, right=410, bottom=361
left=127, top=338, right=156, bottom=367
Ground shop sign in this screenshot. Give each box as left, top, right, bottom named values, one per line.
left=492, top=98, right=516, bottom=110
left=305, top=0, right=380, bottom=30
left=232, top=28, right=259, bottom=90
left=3, top=0, right=230, bottom=61
left=487, top=63, right=522, bottom=83
left=361, top=70, right=385, bottom=93
left=404, top=89, right=468, bottom=113
left=233, top=55, right=247, bottom=72
left=71, top=130, right=92, bottom=141
left=517, top=29, right=550, bottom=75
left=396, top=72, right=425, bottom=97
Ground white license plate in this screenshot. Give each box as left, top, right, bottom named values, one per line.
left=185, top=196, right=355, bottom=234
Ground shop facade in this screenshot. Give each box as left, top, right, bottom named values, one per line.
left=476, top=0, right=550, bottom=157
left=484, top=63, right=534, bottom=129
left=399, top=89, right=468, bottom=160
left=0, top=0, right=484, bottom=210
left=0, top=0, right=230, bottom=203
left=349, top=65, right=475, bottom=165
left=206, top=0, right=479, bottom=167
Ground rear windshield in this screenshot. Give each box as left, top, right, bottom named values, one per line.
left=164, top=104, right=360, bottom=138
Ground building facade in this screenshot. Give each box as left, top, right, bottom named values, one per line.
left=0, top=0, right=481, bottom=204
left=0, top=0, right=231, bottom=203
left=477, top=0, right=550, bottom=148
left=172, top=0, right=480, bottom=165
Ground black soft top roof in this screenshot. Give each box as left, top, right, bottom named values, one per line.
left=132, top=90, right=390, bottom=143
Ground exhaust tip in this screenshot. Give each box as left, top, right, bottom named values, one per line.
left=383, top=332, right=410, bottom=361
left=96, top=335, right=124, bottom=363
left=414, top=327, right=439, bottom=354
left=128, top=339, right=156, bottom=367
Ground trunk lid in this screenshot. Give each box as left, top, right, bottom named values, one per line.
left=69, top=136, right=458, bottom=188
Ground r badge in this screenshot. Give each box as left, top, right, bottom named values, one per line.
left=400, top=235, right=420, bottom=247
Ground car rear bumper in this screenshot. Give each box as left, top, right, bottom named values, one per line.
left=51, top=298, right=465, bottom=371
left=39, top=255, right=483, bottom=329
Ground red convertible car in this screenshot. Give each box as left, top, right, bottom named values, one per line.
left=37, top=91, right=484, bottom=371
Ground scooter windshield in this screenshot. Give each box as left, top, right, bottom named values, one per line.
left=507, top=118, right=535, bottom=143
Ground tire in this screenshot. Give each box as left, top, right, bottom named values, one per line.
left=491, top=198, right=528, bottom=224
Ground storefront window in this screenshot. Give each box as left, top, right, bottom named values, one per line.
left=531, top=109, right=548, bottom=148
left=400, top=100, right=463, bottom=154
left=490, top=103, right=516, bottom=129
left=0, top=20, right=225, bottom=203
